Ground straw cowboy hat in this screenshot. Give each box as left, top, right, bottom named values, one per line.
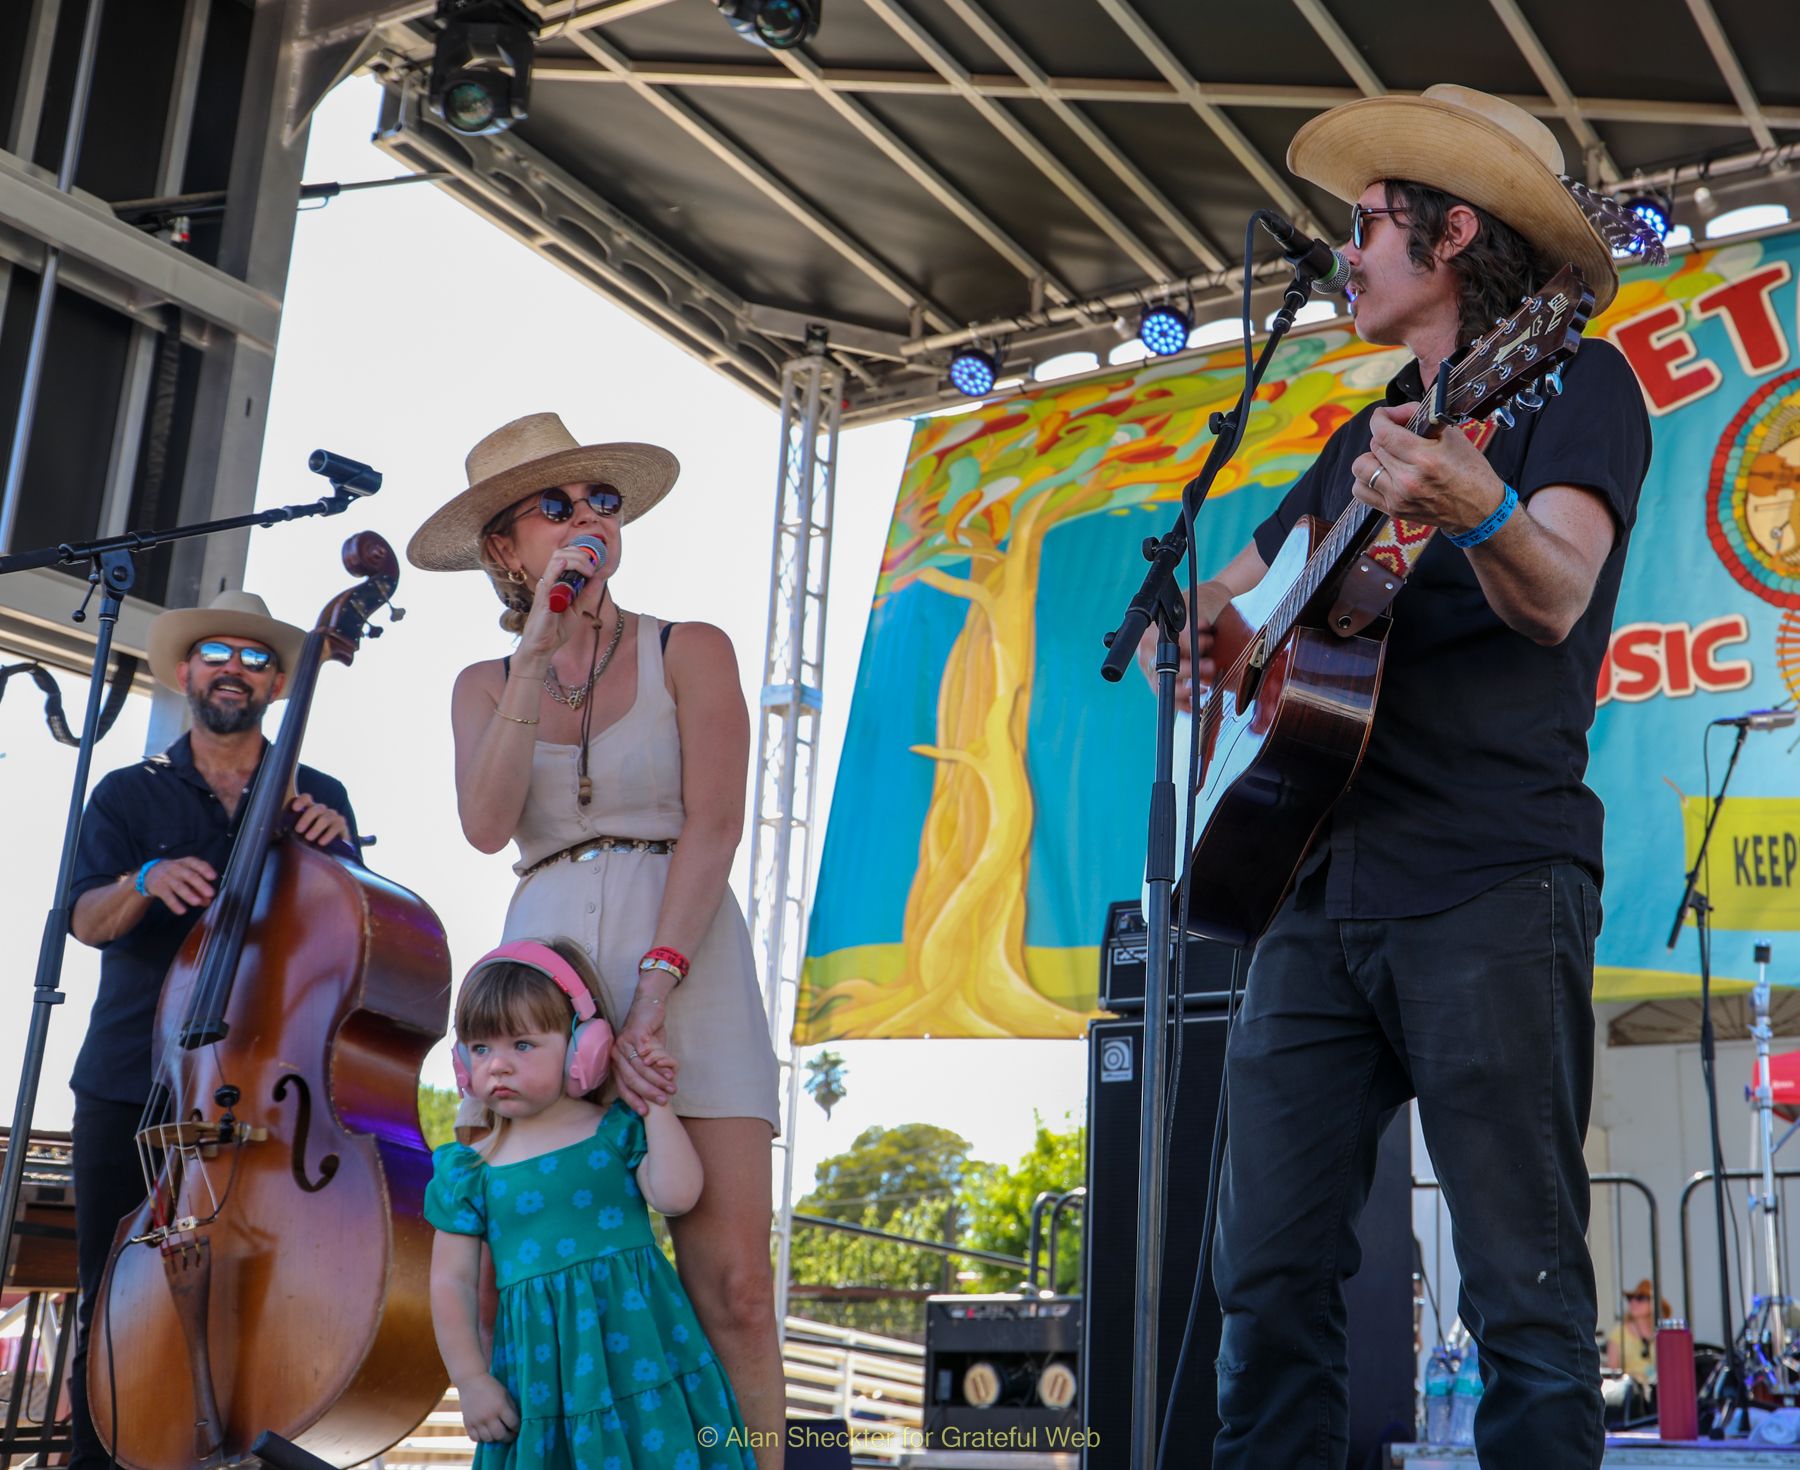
left=1287, top=84, right=1624, bottom=313
left=407, top=412, right=680, bottom=573
left=146, top=590, right=308, bottom=699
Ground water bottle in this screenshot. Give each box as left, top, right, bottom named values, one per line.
left=1657, top=1319, right=1698, bottom=1440
left=1450, top=1342, right=1483, bottom=1445
left=1424, top=1347, right=1455, bottom=1443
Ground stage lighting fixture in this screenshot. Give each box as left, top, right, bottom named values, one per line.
left=1619, top=189, right=1673, bottom=248
left=429, top=0, right=537, bottom=137
left=1692, top=184, right=1720, bottom=220
left=948, top=346, right=1000, bottom=398
left=1138, top=303, right=1192, bottom=357
left=715, top=0, right=822, bottom=49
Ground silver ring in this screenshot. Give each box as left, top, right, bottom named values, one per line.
left=627, top=1047, right=640, bottom=1058
left=1367, top=464, right=1386, bottom=495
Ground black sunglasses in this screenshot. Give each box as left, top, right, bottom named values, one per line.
left=193, top=639, right=276, bottom=672
left=505, top=484, right=625, bottom=529
left=1351, top=203, right=1406, bottom=250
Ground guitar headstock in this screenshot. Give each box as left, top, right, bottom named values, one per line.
left=316, top=531, right=401, bottom=666
left=1444, top=264, right=1595, bottom=430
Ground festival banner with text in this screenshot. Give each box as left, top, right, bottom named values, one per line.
left=798, top=230, right=1800, bottom=1041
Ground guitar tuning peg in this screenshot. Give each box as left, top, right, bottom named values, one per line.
left=389, top=605, right=407, bottom=622
left=1514, top=388, right=1544, bottom=412
left=1544, top=365, right=1564, bottom=396
left=1493, top=404, right=1517, bottom=430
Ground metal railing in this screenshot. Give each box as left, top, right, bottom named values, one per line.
left=1412, top=1172, right=1660, bottom=1345
left=1027, top=1186, right=1085, bottom=1293
left=791, top=1211, right=1030, bottom=1272
left=1679, top=1167, right=1800, bottom=1333
left=784, top=1316, right=925, bottom=1463
left=0, top=1292, right=74, bottom=1466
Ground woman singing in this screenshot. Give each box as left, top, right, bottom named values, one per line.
left=408, top=412, right=784, bottom=1467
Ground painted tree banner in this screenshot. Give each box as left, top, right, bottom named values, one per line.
left=798, top=228, right=1800, bottom=1043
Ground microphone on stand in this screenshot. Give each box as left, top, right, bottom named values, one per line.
left=1256, top=210, right=1352, bottom=296
left=1711, top=708, right=1798, bottom=732
left=306, top=449, right=382, bottom=494
left=547, top=535, right=607, bottom=614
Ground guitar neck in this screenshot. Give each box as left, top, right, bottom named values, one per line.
left=1260, top=396, right=1433, bottom=648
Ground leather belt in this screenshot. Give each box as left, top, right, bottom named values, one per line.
left=520, top=835, right=676, bottom=878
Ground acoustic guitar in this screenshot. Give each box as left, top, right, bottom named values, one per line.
left=1161, top=264, right=1595, bottom=946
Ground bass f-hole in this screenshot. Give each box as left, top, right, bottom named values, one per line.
left=272, top=1073, right=339, bottom=1193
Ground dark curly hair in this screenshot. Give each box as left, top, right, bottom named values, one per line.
left=1383, top=180, right=1557, bottom=349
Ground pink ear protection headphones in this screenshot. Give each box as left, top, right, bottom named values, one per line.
left=452, top=940, right=614, bottom=1100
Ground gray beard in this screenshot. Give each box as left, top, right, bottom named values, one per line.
left=189, top=686, right=265, bottom=735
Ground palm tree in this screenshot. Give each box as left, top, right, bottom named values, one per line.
left=804, top=1050, right=848, bottom=1119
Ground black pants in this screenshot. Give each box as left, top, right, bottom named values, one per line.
left=1212, top=863, right=1604, bottom=1470
left=68, top=1096, right=147, bottom=1470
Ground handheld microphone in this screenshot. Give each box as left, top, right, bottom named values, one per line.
left=1257, top=210, right=1352, bottom=296
left=547, top=534, right=607, bottom=614
left=1711, top=708, right=1798, bottom=732
left=307, top=448, right=382, bottom=494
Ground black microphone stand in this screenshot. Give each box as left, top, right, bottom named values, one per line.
left=1101, top=267, right=1323, bottom=1470
left=1665, top=720, right=1752, bottom=1437
left=0, top=475, right=373, bottom=1288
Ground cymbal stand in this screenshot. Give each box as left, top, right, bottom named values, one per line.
left=1740, top=941, right=1794, bottom=1402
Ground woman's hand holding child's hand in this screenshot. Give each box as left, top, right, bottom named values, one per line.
left=458, top=1372, right=520, bottom=1443
left=614, top=1003, right=679, bottom=1114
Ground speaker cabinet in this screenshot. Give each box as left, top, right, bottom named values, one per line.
left=923, top=1294, right=1082, bottom=1441
left=1081, top=1013, right=1414, bottom=1468
left=1099, top=901, right=1244, bottom=1014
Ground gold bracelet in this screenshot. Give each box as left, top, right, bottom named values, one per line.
left=493, top=707, right=539, bottom=726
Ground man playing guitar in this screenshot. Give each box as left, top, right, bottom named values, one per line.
left=1141, top=85, right=1654, bottom=1467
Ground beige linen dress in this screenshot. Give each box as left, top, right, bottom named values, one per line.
left=501, top=614, right=780, bottom=1133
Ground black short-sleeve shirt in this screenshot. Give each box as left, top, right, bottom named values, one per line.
left=68, top=733, right=358, bottom=1106
left=1250, top=337, right=1650, bottom=919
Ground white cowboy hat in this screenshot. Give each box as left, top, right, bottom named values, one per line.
left=407, top=412, right=680, bottom=573
left=1287, top=84, right=1622, bottom=313
left=145, top=590, right=308, bottom=699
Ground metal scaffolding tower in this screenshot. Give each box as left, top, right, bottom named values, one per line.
left=746, top=344, right=842, bottom=1336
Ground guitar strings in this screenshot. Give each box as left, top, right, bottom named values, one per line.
left=1192, top=301, right=1555, bottom=744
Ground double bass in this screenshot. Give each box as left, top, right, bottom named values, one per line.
left=92, top=533, right=452, bottom=1466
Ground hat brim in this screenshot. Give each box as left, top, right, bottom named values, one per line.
left=1287, top=96, right=1618, bottom=314
left=406, top=442, right=680, bottom=573
left=146, top=609, right=309, bottom=699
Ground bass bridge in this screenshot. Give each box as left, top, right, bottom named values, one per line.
left=131, top=1115, right=268, bottom=1248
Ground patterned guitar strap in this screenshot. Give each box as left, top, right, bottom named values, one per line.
left=1326, top=415, right=1498, bottom=637
left=1325, top=182, right=1665, bottom=639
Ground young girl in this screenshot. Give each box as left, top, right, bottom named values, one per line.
left=426, top=938, right=758, bottom=1467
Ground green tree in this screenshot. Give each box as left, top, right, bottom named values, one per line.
left=418, top=1083, right=460, bottom=1150
left=804, top=1122, right=973, bottom=1218
left=804, top=1050, right=848, bottom=1119
left=789, top=1123, right=984, bottom=1340
left=958, top=1113, right=1085, bottom=1294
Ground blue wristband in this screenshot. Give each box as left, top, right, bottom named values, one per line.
left=134, top=858, right=161, bottom=897
left=1445, top=482, right=1519, bottom=549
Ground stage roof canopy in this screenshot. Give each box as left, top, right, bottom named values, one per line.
left=302, top=0, right=1800, bottom=420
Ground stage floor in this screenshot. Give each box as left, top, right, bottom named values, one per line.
left=1395, top=1439, right=1800, bottom=1466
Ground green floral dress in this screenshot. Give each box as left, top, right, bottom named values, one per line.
left=425, top=1102, right=757, bottom=1470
